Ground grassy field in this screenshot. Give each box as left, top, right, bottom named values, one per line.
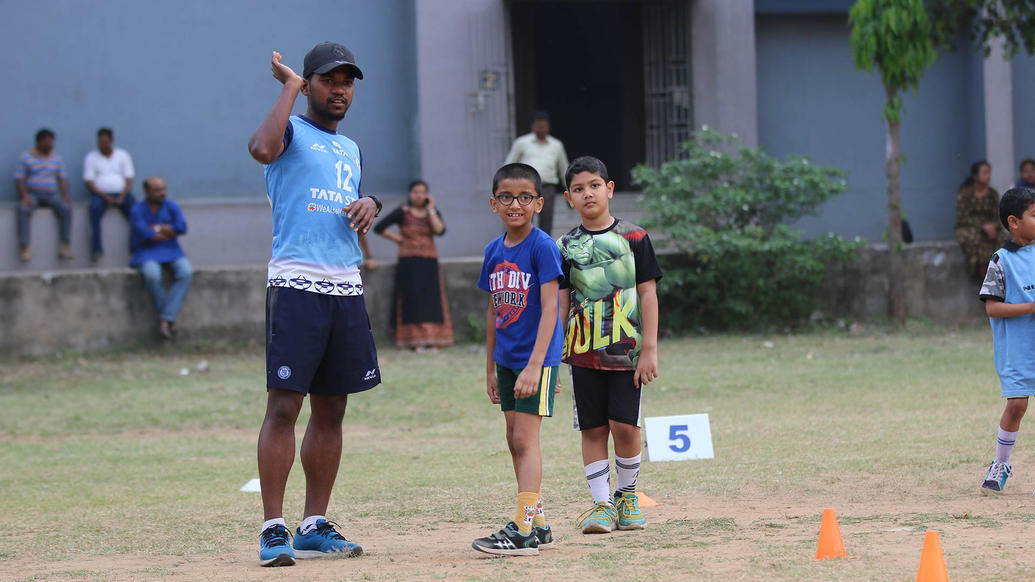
left=2, top=325, right=1035, bottom=580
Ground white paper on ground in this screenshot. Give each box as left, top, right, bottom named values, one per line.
left=240, top=478, right=261, bottom=492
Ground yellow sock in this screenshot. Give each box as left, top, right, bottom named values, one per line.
left=515, top=492, right=538, bottom=535
left=532, top=492, right=546, bottom=528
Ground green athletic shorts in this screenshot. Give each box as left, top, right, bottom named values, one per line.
left=496, top=364, right=557, bottom=417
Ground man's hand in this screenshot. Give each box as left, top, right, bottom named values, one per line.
left=20, top=194, right=32, bottom=209
left=514, top=365, right=541, bottom=399
left=271, top=51, right=302, bottom=86
left=159, top=225, right=177, bottom=238
left=343, top=197, right=377, bottom=234
left=363, top=257, right=378, bottom=271
left=486, top=372, right=500, bottom=404
left=634, top=347, right=659, bottom=389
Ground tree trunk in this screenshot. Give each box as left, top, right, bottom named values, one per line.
left=885, top=85, right=906, bottom=324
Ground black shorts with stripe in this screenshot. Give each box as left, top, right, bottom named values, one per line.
left=266, top=286, right=381, bottom=395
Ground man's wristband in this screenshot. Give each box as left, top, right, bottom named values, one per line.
left=365, top=194, right=382, bottom=217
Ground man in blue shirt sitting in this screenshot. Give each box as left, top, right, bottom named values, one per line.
left=130, top=175, right=192, bottom=339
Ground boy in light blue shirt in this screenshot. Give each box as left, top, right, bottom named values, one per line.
left=979, top=187, right=1035, bottom=493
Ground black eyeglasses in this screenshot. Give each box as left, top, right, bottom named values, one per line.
left=494, top=193, right=540, bottom=206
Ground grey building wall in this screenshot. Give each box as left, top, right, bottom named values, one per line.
left=1013, top=52, right=1035, bottom=174
left=755, top=13, right=986, bottom=243
left=2, top=0, right=417, bottom=271
left=415, top=0, right=513, bottom=258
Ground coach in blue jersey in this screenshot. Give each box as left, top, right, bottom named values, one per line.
left=248, top=42, right=382, bottom=567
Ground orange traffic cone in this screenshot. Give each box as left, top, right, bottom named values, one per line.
left=637, top=492, right=658, bottom=507
left=916, top=530, right=950, bottom=582
left=815, top=508, right=846, bottom=560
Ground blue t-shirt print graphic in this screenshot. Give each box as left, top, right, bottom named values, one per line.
left=477, top=228, right=564, bottom=369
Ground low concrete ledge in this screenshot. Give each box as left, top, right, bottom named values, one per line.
left=0, top=241, right=987, bottom=356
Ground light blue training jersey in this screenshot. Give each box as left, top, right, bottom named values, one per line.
left=264, top=115, right=365, bottom=296
left=980, top=241, right=1035, bottom=397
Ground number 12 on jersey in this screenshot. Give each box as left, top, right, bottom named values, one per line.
left=644, top=414, right=714, bottom=461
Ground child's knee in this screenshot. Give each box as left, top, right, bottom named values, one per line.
left=1006, top=397, right=1029, bottom=417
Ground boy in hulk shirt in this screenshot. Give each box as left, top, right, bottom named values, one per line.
left=557, top=156, right=663, bottom=534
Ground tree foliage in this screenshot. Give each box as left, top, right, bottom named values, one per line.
left=929, top=0, right=1035, bottom=56
left=632, top=129, right=862, bottom=330
left=849, top=0, right=938, bottom=123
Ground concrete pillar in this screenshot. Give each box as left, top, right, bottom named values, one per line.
left=984, top=37, right=1015, bottom=192
left=691, top=0, right=758, bottom=146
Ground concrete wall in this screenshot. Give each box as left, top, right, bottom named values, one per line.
left=692, top=0, right=759, bottom=146
left=1, top=241, right=986, bottom=357
left=1, top=0, right=418, bottom=202
left=1013, top=52, right=1035, bottom=172
left=755, top=13, right=986, bottom=244
left=0, top=199, right=405, bottom=273
left=415, top=0, right=513, bottom=258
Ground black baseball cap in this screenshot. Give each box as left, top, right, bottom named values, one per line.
left=303, top=42, right=364, bottom=80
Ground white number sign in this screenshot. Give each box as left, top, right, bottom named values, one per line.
left=644, top=413, right=714, bottom=461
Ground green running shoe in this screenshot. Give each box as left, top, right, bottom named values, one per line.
left=614, top=491, right=646, bottom=530
left=577, top=501, right=617, bottom=534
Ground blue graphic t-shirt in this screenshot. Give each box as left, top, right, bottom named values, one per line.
left=477, top=227, right=564, bottom=369
left=263, top=115, right=365, bottom=295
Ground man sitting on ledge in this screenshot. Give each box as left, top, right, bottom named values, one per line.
left=130, top=175, right=192, bottom=339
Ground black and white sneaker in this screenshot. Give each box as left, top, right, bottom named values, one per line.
left=533, top=525, right=554, bottom=549
left=471, top=522, right=539, bottom=556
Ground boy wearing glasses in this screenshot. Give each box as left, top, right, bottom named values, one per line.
left=473, top=163, right=564, bottom=556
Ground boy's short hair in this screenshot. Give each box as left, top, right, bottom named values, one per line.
left=564, top=156, right=610, bottom=189
left=1021, top=158, right=1035, bottom=172
left=1000, top=187, right=1035, bottom=229
left=97, top=127, right=114, bottom=139
left=492, top=163, right=541, bottom=195
left=35, top=128, right=54, bottom=143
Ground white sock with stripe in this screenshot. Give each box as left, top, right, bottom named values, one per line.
left=997, top=428, right=1018, bottom=464
left=615, top=453, right=641, bottom=495
left=585, top=459, right=612, bottom=505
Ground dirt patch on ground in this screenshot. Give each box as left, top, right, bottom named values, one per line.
left=6, top=488, right=1035, bottom=581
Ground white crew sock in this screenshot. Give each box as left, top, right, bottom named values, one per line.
left=261, top=517, right=286, bottom=534
left=615, top=453, right=641, bottom=495
left=299, top=514, right=325, bottom=535
left=584, top=459, right=612, bottom=505
left=997, top=428, right=1019, bottom=464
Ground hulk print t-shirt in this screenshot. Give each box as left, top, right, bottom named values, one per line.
left=557, top=219, right=662, bottom=370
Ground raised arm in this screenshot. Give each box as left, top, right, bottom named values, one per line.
left=248, top=51, right=303, bottom=164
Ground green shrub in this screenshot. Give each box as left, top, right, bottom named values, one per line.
left=632, top=129, right=862, bottom=331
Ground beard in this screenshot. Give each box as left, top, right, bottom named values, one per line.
left=312, top=99, right=348, bottom=121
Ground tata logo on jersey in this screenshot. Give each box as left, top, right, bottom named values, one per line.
left=309, top=188, right=356, bottom=204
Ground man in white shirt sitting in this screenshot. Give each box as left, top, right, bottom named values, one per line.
left=504, top=111, right=569, bottom=236
left=84, top=127, right=135, bottom=262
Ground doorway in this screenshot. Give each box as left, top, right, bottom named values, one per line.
left=509, top=1, right=646, bottom=189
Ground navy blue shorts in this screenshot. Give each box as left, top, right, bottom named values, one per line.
left=266, top=287, right=381, bottom=395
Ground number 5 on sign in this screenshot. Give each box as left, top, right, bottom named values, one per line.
left=644, top=414, right=714, bottom=461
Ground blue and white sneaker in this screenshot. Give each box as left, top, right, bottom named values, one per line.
left=259, top=524, right=295, bottom=567
left=293, top=519, right=363, bottom=558
left=982, top=460, right=1012, bottom=493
